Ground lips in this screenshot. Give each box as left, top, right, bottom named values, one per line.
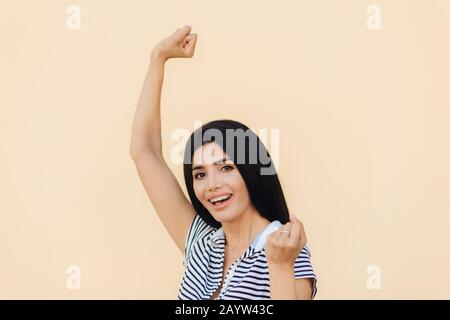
left=208, top=194, right=233, bottom=210
left=208, top=193, right=233, bottom=202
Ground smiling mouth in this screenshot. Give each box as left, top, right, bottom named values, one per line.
left=208, top=194, right=233, bottom=207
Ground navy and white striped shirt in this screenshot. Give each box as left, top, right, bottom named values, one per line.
left=178, top=214, right=317, bottom=300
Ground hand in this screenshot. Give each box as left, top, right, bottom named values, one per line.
left=265, top=212, right=307, bottom=267
left=151, top=25, right=197, bottom=61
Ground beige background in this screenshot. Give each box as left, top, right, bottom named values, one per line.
left=1, top=0, right=449, bottom=299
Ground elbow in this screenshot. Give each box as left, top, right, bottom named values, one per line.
left=129, top=140, right=162, bottom=160
left=129, top=148, right=162, bottom=161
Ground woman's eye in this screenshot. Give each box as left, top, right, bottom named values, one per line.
left=194, top=172, right=205, bottom=179
left=221, top=165, right=233, bottom=171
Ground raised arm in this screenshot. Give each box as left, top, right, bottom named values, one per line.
left=130, top=26, right=198, bottom=254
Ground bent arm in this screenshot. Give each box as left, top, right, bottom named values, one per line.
left=130, top=24, right=197, bottom=156
left=130, top=53, right=166, bottom=157
left=268, top=263, right=313, bottom=300
left=268, top=263, right=297, bottom=300
left=129, top=26, right=198, bottom=253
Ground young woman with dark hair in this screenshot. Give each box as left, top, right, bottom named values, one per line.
left=130, top=25, right=317, bottom=300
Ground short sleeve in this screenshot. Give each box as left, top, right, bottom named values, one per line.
left=182, top=214, right=212, bottom=267
left=294, top=244, right=318, bottom=299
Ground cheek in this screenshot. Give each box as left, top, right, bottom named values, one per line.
left=227, top=174, right=247, bottom=193
left=225, top=173, right=248, bottom=197
left=193, top=181, right=205, bottom=201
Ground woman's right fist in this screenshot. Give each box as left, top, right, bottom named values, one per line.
left=151, top=25, right=197, bottom=61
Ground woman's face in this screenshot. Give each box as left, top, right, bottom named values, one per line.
left=192, top=142, right=252, bottom=223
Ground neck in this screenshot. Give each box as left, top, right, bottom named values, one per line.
left=221, top=206, right=270, bottom=252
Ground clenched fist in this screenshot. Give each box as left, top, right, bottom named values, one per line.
left=151, top=25, right=197, bottom=61
left=265, top=212, right=307, bottom=267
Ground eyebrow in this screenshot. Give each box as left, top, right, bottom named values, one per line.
left=192, top=157, right=233, bottom=171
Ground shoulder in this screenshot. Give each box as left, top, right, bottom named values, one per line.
left=294, top=244, right=315, bottom=273
left=294, top=244, right=318, bottom=298
left=188, top=214, right=213, bottom=239
left=183, top=214, right=217, bottom=263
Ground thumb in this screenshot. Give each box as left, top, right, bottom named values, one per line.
left=184, top=33, right=197, bottom=48
left=173, top=25, right=192, bottom=42
left=289, top=212, right=299, bottom=223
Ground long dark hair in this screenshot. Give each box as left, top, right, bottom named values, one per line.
left=183, top=119, right=290, bottom=229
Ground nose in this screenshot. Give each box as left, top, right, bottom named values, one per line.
left=207, top=171, right=221, bottom=191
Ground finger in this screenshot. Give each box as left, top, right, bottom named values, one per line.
left=279, top=222, right=292, bottom=238
left=185, top=33, right=197, bottom=50
left=289, top=221, right=302, bottom=243
left=300, top=223, right=307, bottom=244
left=289, top=212, right=302, bottom=231
left=182, top=33, right=195, bottom=47
left=289, top=211, right=298, bottom=223
left=173, top=25, right=192, bottom=42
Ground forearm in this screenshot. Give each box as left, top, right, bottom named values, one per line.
left=268, top=263, right=297, bottom=300
left=130, top=53, right=167, bottom=158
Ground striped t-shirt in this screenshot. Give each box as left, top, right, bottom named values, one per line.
left=178, top=214, right=318, bottom=300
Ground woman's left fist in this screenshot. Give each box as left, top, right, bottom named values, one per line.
left=265, top=212, right=307, bottom=266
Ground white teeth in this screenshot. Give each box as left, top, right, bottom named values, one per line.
left=210, top=194, right=232, bottom=203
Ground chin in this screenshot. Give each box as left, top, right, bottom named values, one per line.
left=211, top=209, right=242, bottom=223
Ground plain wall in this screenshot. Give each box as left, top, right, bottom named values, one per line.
left=0, top=0, right=449, bottom=299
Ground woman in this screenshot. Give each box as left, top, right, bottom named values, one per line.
left=130, top=25, right=317, bottom=300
